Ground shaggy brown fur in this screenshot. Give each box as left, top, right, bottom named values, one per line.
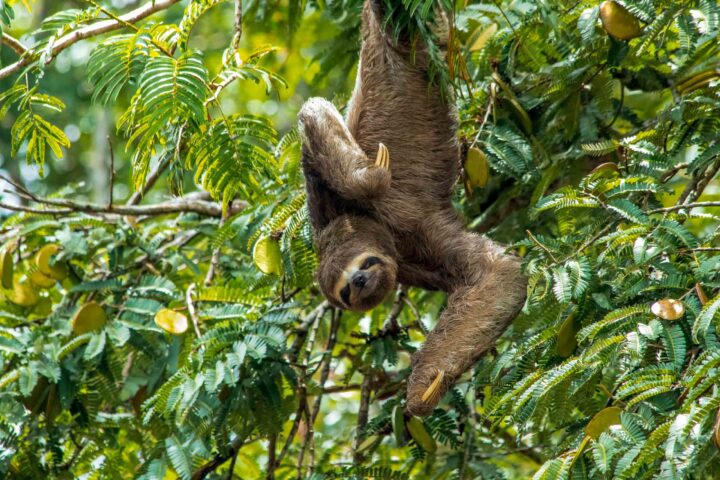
left=298, top=0, right=527, bottom=416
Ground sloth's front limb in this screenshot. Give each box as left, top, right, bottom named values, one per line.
left=298, top=97, right=391, bottom=200
left=406, top=248, right=527, bottom=416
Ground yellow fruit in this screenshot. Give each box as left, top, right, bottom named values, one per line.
left=556, top=310, right=579, bottom=358
left=253, top=236, right=283, bottom=276
left=586, top=406, right=622, bottom=439
left=406, top=417, right=436, bottom=453
left=464, top=147, right=490, bottom=188
left=30, top=270, right=56, bottom=289
left=36, top=244, right=68, bottom=280
left=599, top=1, right=642, bottom=41
left=590, top=162, right=620, bottom=176
left=0, top=248, right=14, bottom=289
left=356, top=435, right=381, bottom=454
left=154, top=308, right=188, bottom=334
left=7, top=277, right=39, bottom=307
left=651, top=299, right=685, bottom=320
left=71, top=301, right=107, bottom=335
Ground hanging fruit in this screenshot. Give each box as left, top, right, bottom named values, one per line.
left=464, top=147, right=490, bottom=189
left=7, top=277, right=39, bottom=307
left=154, top=308, right=189, bottom=334
left=650, top=299, right=685, bottom=321
left=71, top=301, right=107, bottom=334
left=599, top=1, right=642, bottom=41
left=36, top=244, right=68, bottom=280
left=253, top=236, right=283, bottom=275
left=585, top=406, right=622, bottom=439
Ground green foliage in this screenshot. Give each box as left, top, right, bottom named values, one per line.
left=0, top=0, right=719, bottom=479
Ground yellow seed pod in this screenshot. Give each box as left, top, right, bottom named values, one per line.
left=585, top=406, right=622, bottom=440
left=154, top=308, right=188, bottom=334
left=30, top=270, right=56, bottom=289
left=7, top=277, right=39, bottom=307
left=253, top=236, right=283, bottom=276
left=406, top=417, right=437, bottom=453
left=36, top=244, right=68, bottom=280
left=599, top=1, right=642, bottom=41
left=651, top=299, right=685, bottom=321
left=356, top=434, right=381, bottom=454
left=71, top=301, right=107, bottom=335
left=556, top=310, right=579, bottom=358
left=0, top=248, right=14, bottom=289
left=464, top=147, right=490, bottom=189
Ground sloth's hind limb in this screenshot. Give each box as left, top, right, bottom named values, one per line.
left=406, top=239, right=527, bottom=416
left=298, top=97, right=391, bottom=201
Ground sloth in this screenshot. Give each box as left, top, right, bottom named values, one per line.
left=297, top=0, right=527, bottom=416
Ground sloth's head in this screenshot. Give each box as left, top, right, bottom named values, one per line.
left=316, top=216, right=397, bottom=312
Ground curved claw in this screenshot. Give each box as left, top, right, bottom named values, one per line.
left=375, top=143, right=390, bottom=170
left=420, top=370, right=445, bottom=406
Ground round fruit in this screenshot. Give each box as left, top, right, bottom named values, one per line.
left=71, top=301, right=107, bottom=335
left=30, top=270, right=56, bottom=289
left=7, top=277, right=39, bottom=307
left=253, top=236, right=283, bottom=276
left=36, top=244, right=68, bottom=280
left=464, top=147, right=490, bottom=188
left=599, top=1, right=642, bottom=41
left=651, top=299, right=685, bottom=321
left=154, top=308, right=188, bottom=334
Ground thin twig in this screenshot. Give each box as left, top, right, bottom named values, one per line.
left=381, top=286, right=406, bottom=335
left=232, top=0, right=243, bottom=50
left=295, top=309, right=324, bottom=478
left=0, top=177, right=245, bottom=217
left=226, top=450, right=239, bottom=480
left=186, top=283, right=202, bottom=338
left=127, top=157, right=171, bottom=205
left=307, top=310, right=341, bottom=476
left=0, top=0, right=182, bottom=79
left=651, top=201, right=720, bottom=213
left=266, top=433, right=277, bottom=480
left=526, top=229, right=559, bottom=263
left=0, top=201, right=70, bottom=215
left=277, top=304, right=328, bottom=466
left=107, top=137, right=115, bottom=208
left=353, top=374, right=372, bottom=464
left=204, top=210, right=228, bottom=285
left=1, top=32, right=27, bottom=56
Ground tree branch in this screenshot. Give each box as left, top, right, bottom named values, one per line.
left=127, top=157, right=171, bottom=205
left=1, top=32, right=27, bottom=56
left=0, top=0, right=181, bottom=80
left=651, top=201, right=720, bottom=214
left=0, top=175, right=245, bottom=217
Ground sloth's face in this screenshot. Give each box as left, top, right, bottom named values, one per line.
left=320, top=250, right=397, bottom=312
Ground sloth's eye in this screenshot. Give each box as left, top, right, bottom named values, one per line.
left=340, top=284, right=351, bottom=305
left=361, top=256, right=381, bottom=270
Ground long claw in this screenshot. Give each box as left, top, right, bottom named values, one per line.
left=420, top=370, right=445, bottom=406
left=375, top=143, right=390, bottom=170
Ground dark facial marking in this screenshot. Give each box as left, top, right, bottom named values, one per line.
left=340, top=284, right=351, bottom=306
left=361, top=256, right=382, bottom=270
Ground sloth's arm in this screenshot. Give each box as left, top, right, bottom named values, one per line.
left=405, top=237, right=527, bottom=416
left=299, top=97, right=390, bottom=201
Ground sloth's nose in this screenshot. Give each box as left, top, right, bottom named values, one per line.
left=351, top=272, right=367, bottom=288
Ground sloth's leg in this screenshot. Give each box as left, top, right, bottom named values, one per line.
left=406, top=240, right=527, bottom=416
left=299, top=97, right=391, bottom=201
